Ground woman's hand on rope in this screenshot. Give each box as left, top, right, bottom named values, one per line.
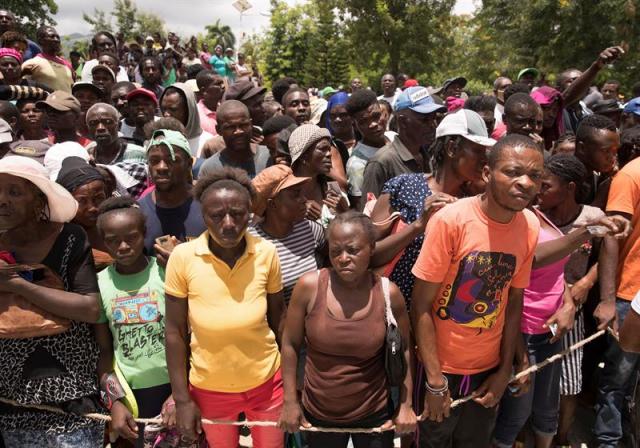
left=509, top=350, right=531, bottom=397
left=392, top=402, right=417, bottom=434
left=420, top=389, right=451, bottom=423
left=277, top=400, right=311, bottom=433
left=161, top=395, right=177, bottom=427
left=175, top=399, right=202, bottom=441
left=472, top=369, right=511, bottom=408
left=111, top=400, right=138, bottom=440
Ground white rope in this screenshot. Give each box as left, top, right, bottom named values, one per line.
left=449, top=327, right=612, bottom=408
left=0, top=327, right=616, bottom=434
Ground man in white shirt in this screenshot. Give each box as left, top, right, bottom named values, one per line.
left=377, top=73, right=400, bottom=107
left=493, top=76, right=512, bottom=126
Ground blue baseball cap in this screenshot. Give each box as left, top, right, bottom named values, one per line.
left=623, top=97, right=640, bottom=116
left=395, top=86, right=447, bottom=114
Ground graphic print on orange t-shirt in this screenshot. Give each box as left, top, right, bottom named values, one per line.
left=435, top=250, right=516, bottom=330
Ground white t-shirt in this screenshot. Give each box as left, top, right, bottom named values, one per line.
left=494, top=103, right=504, bottom=125
left=189, top=131, right=215, bottom=158
left=119, top=120, right=136, bottom=140
left=81, top=59, right=129, bottom=82
left=235, top=63, right=252, bottom=80
left=182, top=57, right=201, bottom=67
left=119, top=116, right=160, bottom=141
left=377, top=90, right=400, bottom=108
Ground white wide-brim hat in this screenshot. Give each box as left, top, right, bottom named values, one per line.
left=0, top=156, right=78, bottom=223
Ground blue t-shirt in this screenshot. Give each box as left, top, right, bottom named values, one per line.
left=209, top=55, right=228, bottom=77
left=24, top=40, right=41, bottom=61
left=138, top=194, right=207, bottom=254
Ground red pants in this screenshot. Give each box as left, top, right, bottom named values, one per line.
left=190, top=370, right=284, bottom=448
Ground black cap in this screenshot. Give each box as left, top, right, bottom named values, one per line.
left=591, top=99, right=622, bottom=115
left=262, top=115, right=296, bottom=137
left=56, top=157, right=104, bottom=193
left=224, top=80, right=267, bottom=102
left=434, top=76, right=467, bottom=95
left=71, top=82, right=104, bottom=98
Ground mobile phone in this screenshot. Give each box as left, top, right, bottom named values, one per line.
left=327, top=181, right=341, bottom=195
left=155, top=235, right=176, bottom=252
left=586, top=225, right=610, bottom=238
left=0, top=264, right=44, bottom=282
left=549, top=323, right=558, bottom=337
left=507, top=368, right=519, bottom=394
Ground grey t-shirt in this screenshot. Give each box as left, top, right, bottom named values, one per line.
left=361, top=137, right=429, bottom=198
left=199, top=145, right=272, bottom=180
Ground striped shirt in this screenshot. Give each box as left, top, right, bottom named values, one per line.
left=250, top=220, right=326, bottom=303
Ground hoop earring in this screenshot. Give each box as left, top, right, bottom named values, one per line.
left=40, top=207, right=50, bottom=223
left=36, top=204, right=49, bottom=223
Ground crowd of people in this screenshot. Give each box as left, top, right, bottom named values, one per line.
left=1, top=6, right=640, bottom=448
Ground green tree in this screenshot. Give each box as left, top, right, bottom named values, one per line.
left=473, top=0, right=639, bottom=90
left=111, top=0, right=138, bottom=41
left=205, top=19, right=236, bottom=50
left=82, top=0, right=165, bottom=42
left=261, top=0, right=313, bottom=84
left=335, top=0, right=456, bottom=89
left=302, top=1, right=349, bottom=88
left=136, top=11, right=165, bottom=38
left=4, top=0, right=58, bottom=37
left=239, top=33, right=263, bottom=65
left=82, top=9, right=113, bottom=35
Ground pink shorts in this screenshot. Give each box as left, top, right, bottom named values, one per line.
left=190, top=370, right=284, bottom=448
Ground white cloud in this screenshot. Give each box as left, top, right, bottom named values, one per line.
left=55, top=0, right=478, bottom=42
left=453, top=0, right=479, bottom=15
left=56, top=0, right=298, bottom=42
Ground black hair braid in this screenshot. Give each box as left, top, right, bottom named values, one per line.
left=545, top=153, right=589, bottom=203
left=429, top=136, right=459, bottom=177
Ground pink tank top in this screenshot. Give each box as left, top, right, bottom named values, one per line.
left=521, top=209, right=568, bottom=334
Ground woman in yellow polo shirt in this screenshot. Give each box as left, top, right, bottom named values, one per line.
left=164, top=167, right=286, bottom=447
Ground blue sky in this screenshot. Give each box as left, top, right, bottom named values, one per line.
left=54, top=0, right=478, bottom=41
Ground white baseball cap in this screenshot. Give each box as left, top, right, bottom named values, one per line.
left=435, top=109, right=496, bottom=147
left=44, top=142, right=91, bottom=181
left=0, top=119, right=12, bottom=144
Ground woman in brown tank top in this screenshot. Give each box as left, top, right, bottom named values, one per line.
left=278, top=211, right=416, bottom=448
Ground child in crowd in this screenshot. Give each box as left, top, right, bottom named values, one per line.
left=94, top=197, right=191, bottom=447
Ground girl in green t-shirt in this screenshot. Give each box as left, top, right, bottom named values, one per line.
left=94, top=197, right=178, bottom=447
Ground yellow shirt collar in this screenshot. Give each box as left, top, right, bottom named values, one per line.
left=194, top=230, right=257, bottom=258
